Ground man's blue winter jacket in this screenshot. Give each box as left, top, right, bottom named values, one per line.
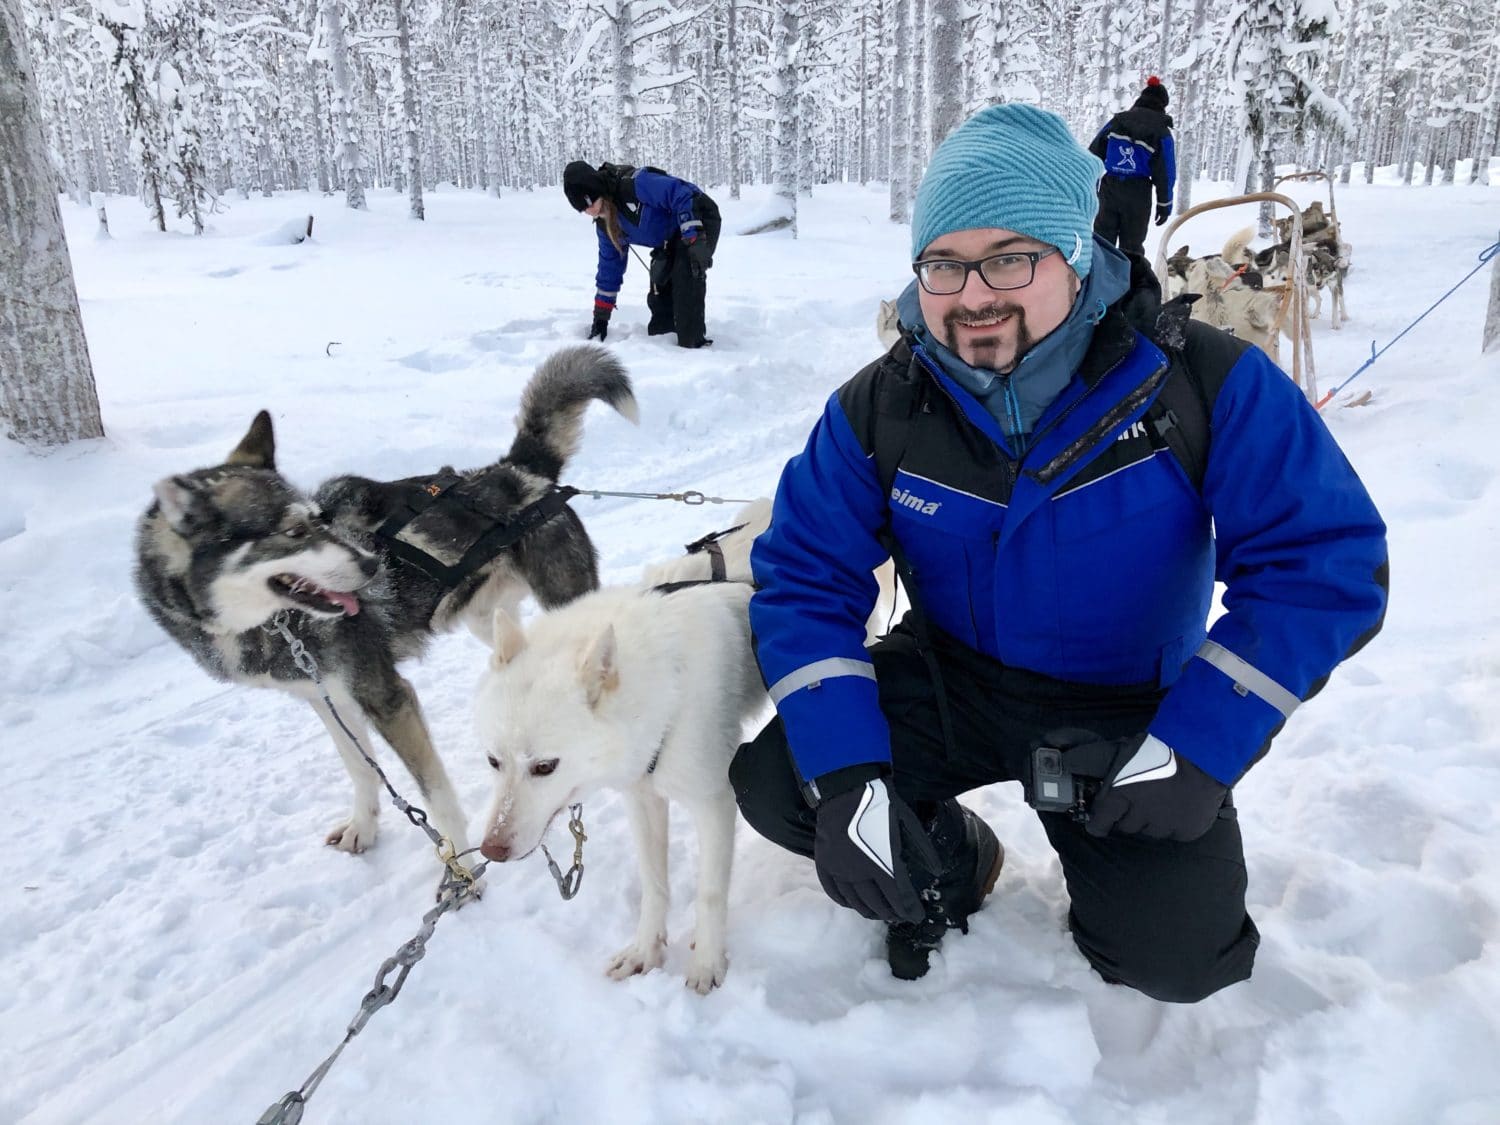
left=592, top=169, right=704, bottom=308
left=749, top=285, right=1388, bottom=790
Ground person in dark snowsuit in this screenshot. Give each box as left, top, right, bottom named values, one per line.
left=562, top=160, right=721, bottom=349
left=730, top=104, right=1388, bottom=995
left=1090, top=77, right=1177, bottom=257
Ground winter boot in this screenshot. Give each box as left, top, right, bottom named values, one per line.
left=886, top=803, right=1004, bottom=980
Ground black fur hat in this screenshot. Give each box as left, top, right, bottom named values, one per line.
left=1135, top=76, right=1169, bottom=111
left=563, top=161, right=608, bottom=211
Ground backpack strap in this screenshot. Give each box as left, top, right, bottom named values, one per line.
left=868, top=346, right=956, bottom=760
left=1141, top=298, right=1241, bottom=493
left=1144, top=356, right=1211, bottom=491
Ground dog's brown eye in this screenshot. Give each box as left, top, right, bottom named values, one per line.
left=486, top=755, right=500, bottom=770
left=530, top=759, right=558, bottom=777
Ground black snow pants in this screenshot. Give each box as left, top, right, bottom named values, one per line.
left=730, top=618, right=1260, bottom=1003
left=647, top=191, right=722, bottom=348
left=1093, top=175, right=1154, bottom=258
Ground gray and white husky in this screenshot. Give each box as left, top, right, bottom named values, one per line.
left=134, top=345, right=637, bottom=858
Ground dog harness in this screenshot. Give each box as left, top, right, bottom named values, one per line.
left=374, top=475, right=580, bottom=591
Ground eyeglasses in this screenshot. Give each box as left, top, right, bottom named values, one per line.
left=912, top=247, right=1060, bottom=295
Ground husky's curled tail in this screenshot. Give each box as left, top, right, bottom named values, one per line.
left=508, top=345, right=638, bottom=481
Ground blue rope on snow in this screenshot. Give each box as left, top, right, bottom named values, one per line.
left=1315, top=236, right=1500, bottom=410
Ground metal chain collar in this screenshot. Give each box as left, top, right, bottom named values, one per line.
left=256, top=611, right=590, bottom=1123
left=539, top=804, right=587, bottom=899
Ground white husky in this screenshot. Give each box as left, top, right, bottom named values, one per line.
left=475, top=579, right=767, bottom=993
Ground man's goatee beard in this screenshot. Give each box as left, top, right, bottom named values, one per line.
left=944, top=305, right=1034, bottom=373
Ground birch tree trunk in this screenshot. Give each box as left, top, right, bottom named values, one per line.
left=856, top=3, right=867, bottom=183
left=1159, top=0, right=1174, bottom=73
left=796, top=8, right=813, bottom=197
left=1474, top=1, right=1500, bottom=185
left=212, top=0, right=249, bottom=198
left=47, top=0, right=93, bottom=206
left=1, top=0, right=104, bottom=446
left=771, top=0, right=799, bottom=235
left=477, top=8, right=502, bottom=197
left=321, top=0, right=365, bottom=209
left=1364, top=29, right=1391, bottom=183
left=727, top=0, right=741, bottom=198
left=1174, top=0, right=1208, bottom=212
left=889, top=0, right=911, bottom=222
left=1484, top=245, right=1500, bottom=352
left=928, top=0, right=962, bottom=147
left=908, top=0, right=927, bottom=190
left=394, top=0, right=423, bottom=218
left=611, top=0, right=636, bottom=160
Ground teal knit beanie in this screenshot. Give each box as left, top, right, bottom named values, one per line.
left=911, top=103, right=1104, bottom=278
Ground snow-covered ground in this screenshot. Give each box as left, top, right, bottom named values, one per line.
left=3, top=170, right=1498, bottom=1125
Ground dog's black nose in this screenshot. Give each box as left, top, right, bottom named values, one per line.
left=358, top=555, right=378, bottom=579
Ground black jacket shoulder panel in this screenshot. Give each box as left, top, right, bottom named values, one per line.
left=836, top=341, right=919, bottom=456
left=1180, top=320, right=1252, bottom=404
left=1110, top=106, right=1174, bottom=143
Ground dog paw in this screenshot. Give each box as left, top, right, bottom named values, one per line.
left=684, top=949, right=728, bottom=994
left=325, top=816, right=378, bottom=853
left=606, top=937, right=666, bottom=980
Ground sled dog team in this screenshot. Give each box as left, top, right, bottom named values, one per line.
left=135, top=345, right=785, bottom=992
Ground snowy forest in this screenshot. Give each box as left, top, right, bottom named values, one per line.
left=17, top=0, right=1500, bottom=236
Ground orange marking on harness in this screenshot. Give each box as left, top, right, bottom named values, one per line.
left=1218, top=264, right=1249, bottom=292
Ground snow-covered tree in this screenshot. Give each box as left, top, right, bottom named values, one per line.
left=318, top=0, right=364, bottom=208
left=1486, top=247, right=1500, bottom=352
left=888, top=0, right=910, bottom=221
left=767, top=0, right=798, bottom=234
left=392, top=0, right=422, bottom=218
left=2, top=0, right=104, bottom=445
left=928, top=0, right=961, bottom=146
left=15, top=0, right=1496, bottom=211
left=1223, top=0, right=1349, bottom=231
left=152, top=1, right=212, bottom=233
left=94, top=0, right=168, bottom=230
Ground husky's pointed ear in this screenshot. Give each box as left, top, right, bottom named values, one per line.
left=152, top=475, right=199, bottom=532
left=579, top=624, right=619, bottom=709
left=490, top=607, right=527, bottom=667
left=226, top=411, right=276, bottom=469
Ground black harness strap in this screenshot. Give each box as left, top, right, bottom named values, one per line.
left=375, top=483, right=581, bottom=592
left=648, top=578, right=719, bottom=596
left=872, top=357, right=958, bottom=762
left=681, top=520, right=748, bottom=583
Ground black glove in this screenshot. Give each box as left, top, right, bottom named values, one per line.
left=813, top=776, right=940, bottom=923
left=587, top=310, right=610, bottom=342
left=1085, top=733, right=1229, bottom=842
left=684, top=235, right=712, bottom=279
left=1155, top=203, right=1172, bottom=227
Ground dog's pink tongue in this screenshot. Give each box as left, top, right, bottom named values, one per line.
left=327, top=590, right=361, bottom=616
